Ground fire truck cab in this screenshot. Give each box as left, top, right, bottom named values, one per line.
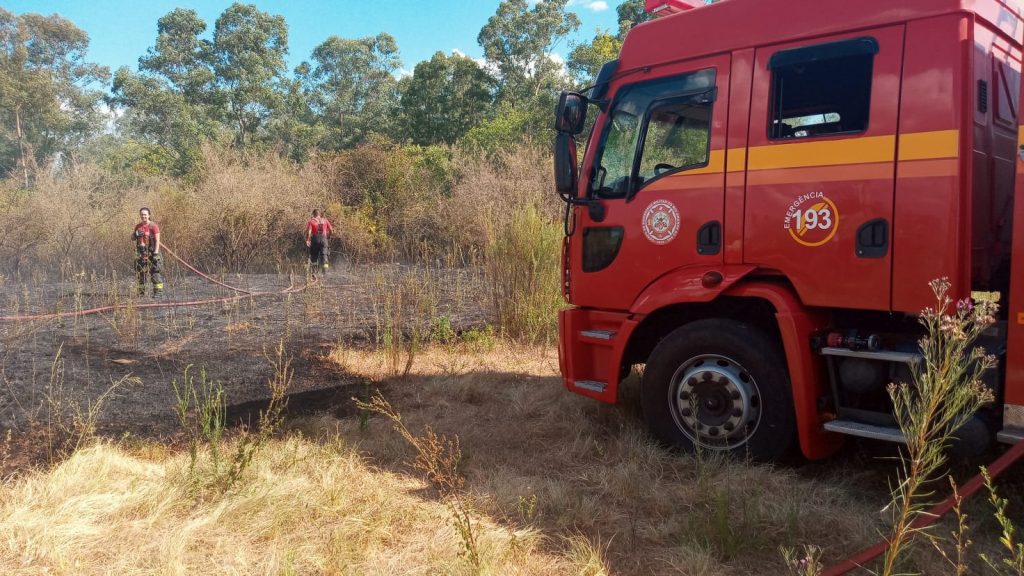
left=554, top=0, right=1024, bottom=460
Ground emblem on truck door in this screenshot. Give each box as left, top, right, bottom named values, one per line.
left=642, top=200, right=680, bottom=244
left=783, top=191, right=840, bottom=247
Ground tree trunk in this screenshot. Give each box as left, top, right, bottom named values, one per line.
left=14, top=106, right=29, bottom=188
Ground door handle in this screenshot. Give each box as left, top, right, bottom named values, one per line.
left=856, top=218, right=888, bottom=258
left=697, top=221, right=721, bottom=255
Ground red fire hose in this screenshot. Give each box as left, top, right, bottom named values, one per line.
left=823, top=440, right=1024, bottom=575
left=160, top=244, right=258, bottom=294
left=0, top=243, right=312, bottom=323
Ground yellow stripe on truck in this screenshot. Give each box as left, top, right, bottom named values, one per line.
left=898, top=129, right=959, bottom=161
left=748, top=135, right=897, bottom=170
left=657, top=129, right=961, bottom=179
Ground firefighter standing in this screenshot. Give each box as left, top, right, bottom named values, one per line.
left=305, top=209, right=333, bottom=276
left=132, top=207, right=164, bottom=297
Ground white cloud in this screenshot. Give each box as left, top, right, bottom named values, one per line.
left=451, top=49, right=490, bottom=71
left=567, top=0, right=608, bottom=10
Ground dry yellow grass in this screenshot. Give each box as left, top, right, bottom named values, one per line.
left=0, top=438, right=586, bottom=575
left=0, top=345, right=886, bottom=575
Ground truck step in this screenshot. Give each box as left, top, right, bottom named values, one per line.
left=580, top=329, right=616, bottom=340
left=997, top=428, right=1024, bottom=444
left=824, top=419, right=907, bottom=443
left=820, top=347, right=922, bottom=364
left=574, top=380, right=608, bottom=393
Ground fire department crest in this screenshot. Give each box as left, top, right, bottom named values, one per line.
left=642, top=200, right=680, bottom=245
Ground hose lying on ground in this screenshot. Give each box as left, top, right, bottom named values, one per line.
left=823, top=440, right=1024, bottom=575
left=0, top=242, right=313, bottom=323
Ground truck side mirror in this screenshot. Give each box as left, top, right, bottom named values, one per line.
left=554, top=91, right=588, bottom=134
left=554, top=132, right=578, bottom=194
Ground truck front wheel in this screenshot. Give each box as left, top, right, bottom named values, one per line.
left=641, top=319, right=795, bottom=461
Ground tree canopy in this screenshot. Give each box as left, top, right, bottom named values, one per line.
left=399, top=51, right=494, bottom=146
left=0, top=8, right=109, bottom=185
left=2, top=0, right=656, bottom=182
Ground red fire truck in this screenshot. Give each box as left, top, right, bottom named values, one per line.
left=553, top=0, right=1024, bottom=461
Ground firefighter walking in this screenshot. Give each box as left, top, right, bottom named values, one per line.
left=132, top=207, right=164, bottom=297
left=305, top=209, right=333, bottom=276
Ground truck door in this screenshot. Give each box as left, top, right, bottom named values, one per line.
left=570, top=55, right=730, bottom=310
left=744, top=27, right=904, bottom=311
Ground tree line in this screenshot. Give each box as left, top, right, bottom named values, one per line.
left=0, top=0, right=653, bottom=185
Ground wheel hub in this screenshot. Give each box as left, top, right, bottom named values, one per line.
left=669, top=354, right=760, bottom=450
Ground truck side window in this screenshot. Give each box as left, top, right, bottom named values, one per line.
left=592, top=68, right=715, bottom=198
left=768, top=37, right=878, bottom=139
left=637, top=100, right=711, bottom=183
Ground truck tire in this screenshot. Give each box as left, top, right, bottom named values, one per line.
left=641, top=319, right=795, bottom=462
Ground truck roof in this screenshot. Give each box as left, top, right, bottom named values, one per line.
left=621, top=0, right=1023, bottom=71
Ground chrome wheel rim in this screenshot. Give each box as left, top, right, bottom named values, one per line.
left=668, top=354, right=761, bottom=451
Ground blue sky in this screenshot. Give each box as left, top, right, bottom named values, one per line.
left=4, top=0, right=623, bottom=76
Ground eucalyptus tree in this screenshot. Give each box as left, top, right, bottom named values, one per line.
left=398, top=51, right=494, bottom=146
left=0, top=8, right=109, bottom=185
left=299, top=32, right=402, bottom=150
left=210, top=3, right=289, bottom=148
left=476, top=0, right=580, bottom=111
left=112, top=4, right=289, bottom=175
left=567, top=0, right=654, bottom=86
left=110, top=8, right=217, bottom=176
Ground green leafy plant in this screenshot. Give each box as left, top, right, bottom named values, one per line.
left=931, top=476, right=973, bottom=576
left=881, top=278, right=997, bottom=575
left=172, top=341, right=291, bottom=492
left=979, top=468, right=1024, bottom=575
left=483, top=203, right=562, bottom=344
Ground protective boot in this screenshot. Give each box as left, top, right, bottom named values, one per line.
left=151, top=255, right=164, bottom=298
left=135, top=257, right=148, bottom=296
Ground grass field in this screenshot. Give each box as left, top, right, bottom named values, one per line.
left=7, top=339, right=1000, bottom=575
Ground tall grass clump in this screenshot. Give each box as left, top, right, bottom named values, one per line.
left=369, top=269, right=441, bottom=377
left=483, top=203, right=563, bottom=344
left=43, top=345, right=139, bottom=462
left=881, top=278, right=997, bottom=575
left=451, top=144, right=564, bottom=343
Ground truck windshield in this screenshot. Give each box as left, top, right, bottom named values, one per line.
left=592, top=68, right=715, bottom=198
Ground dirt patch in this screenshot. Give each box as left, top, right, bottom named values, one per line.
left=0, top=263, right=490, bottom=465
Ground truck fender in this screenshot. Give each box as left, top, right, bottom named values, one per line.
left=630, top=264, right=757, bottom=315
left=724, top=282, right=843, bottom=460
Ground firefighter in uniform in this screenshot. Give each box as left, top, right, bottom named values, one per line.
left=132, top=207, right=164, bottom=297
left=305, top=208, right=333, bottom=276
